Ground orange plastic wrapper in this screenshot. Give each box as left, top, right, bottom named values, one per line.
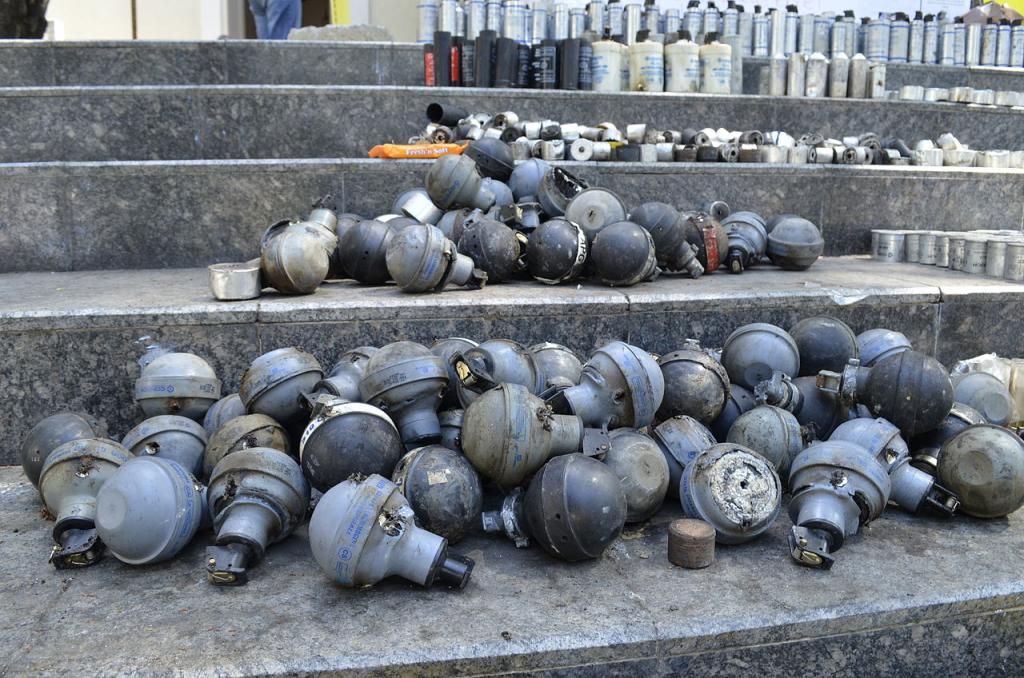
left=368, top=143, right=466, bottom=159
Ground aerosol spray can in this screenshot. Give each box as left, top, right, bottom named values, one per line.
left=1011, top=19, right=1024, bottom=68
left=752, top=5, right=770, bottom=56
left=786, top=51, right=805, bottom=96
left=830, top=21, right=847, bottom=59
left=665, top=9, right=682, bottom=35
left=784, top=4, right=799, bottom=55
left=996, top=19, right=1012, bottom=67
left=798, top=13, right=815, bottom=53
left=804, top=51, right=827, bottom=97
left=704, top=2, right=722, bottom=41
left=909, top=11, right=924, bottom=63
left=623, top=2, right=643, bottom=43
left=531, top=7, right=548, bottom=42
left=965, top=19, right=982, bottom=65
left=888, top=12, right=909, bottom=63
left=923, top=14, right=938, bottom=64
left=829, top=51, right=849, bottom=97
left=738, top=5, right=753, bottom=54
left=938, top=18, right=955, bottom=65
left=665, top=30, right=702, bottom=92
left=418, top=0, right=439, bottom=44
left=608, top=0, right=625, bottom=38
left=769, top=7, right=785, bottom=56
left=684, top=0, right=703, bottom=43
left=700, top=32, right=732, bottom=94
left=553, top=3, right=572, bottom=41
left=813, top=13, right=832, bottom=55
left=980, top=19, right=998, bottom=66
left=724, top=0, right=740, bottom=37
left=953, top=18, right=966, bottom=65
left=843, top=11, right=856, bottom=58
left=644, top=1, right=661, bottom=34
left=569, top=8, right=587, bottom=38
left=866, top=14, right=890, bottom=62
left=486, top=0, right=501, bottom=32
left=587, top=2, right=606, bottom=36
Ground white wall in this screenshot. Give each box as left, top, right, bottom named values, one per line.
left=46, top=0, right=246, bottom=40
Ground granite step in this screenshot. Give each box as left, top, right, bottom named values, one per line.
left=3, top=158, right=1022, bottom=274
left=0, top=85, right=1019, bottom=163
left=2, top=462, right=1022, bottom=675
left=1, top=257, right=1021, bottom=465
left=2, top=38, right=1024, bottom=94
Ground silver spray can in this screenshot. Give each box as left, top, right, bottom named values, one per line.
left=485, top=0, right=501, bottom=31
left=623, top=3, right=642, bottom=43
left=723, top=1, right=739, bottom=37
left=996, top=20, right=1012, bottom=66
left=953, top=20, right=966, bottom=65
left=866, top=15, right=890, bottom=62
left=608, top=2, right=625, bottom=37
left=844, top=12, right=856, bottom=57
left=587, top=2, right=605, bottom=36
left=417, top=0, right=439, bottom=44
left=786, top=51, right=806, bottom=96
left=753, top=8, right=770, bottom=57
left=938, top=20, right=955, bottom=65
left=569, top=8, right=587, bottom=39
left=645, top=5, right=662, bottom=34
left=1012, top=21, right=1024, bottom=68
left=684, top=1, right=703, bottom=42
left=909, top=11, right=924, bottom=63
left=804, top=51, right=827, bottom=97
left=847, top=53, right=868, bottom=97
left=465, top=0, right=485, bottom=40
left=437, top=0, right=457, bottom=33
left=813, top=13, right=832, bottom=55
left=553, top=3, right=571, bottom=41
left=738, top=9, right=753, bottom=55
left=665, top=9, right=682, bottom=35
left=503, top=1, right=528, bottom=43
left=829, top=51, right=849, bottom=97
left=769, top=53, right=787, bottom=95
left=888, top=12, right=909, bottom=63
left=769, top=8, right=785, bottom=56
left=798, top=14, right=815, bottom=53
left=923, top=15, right=938, bottom=64
left=704, top=2, right=722, bottom=39
left=830, top=21, right=847, bottom=58
left=531, top=7, right=548, bottom=43
left=784, top=5, right=799, bottom=55
left=965, top=21, right=982, bottom=65
left=980, top=20, right=997, bottom=65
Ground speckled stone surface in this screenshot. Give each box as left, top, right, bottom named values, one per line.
left=2, top=159, right=1021, bottom=273
left=0, top=258, right=1020, bottom=464
left=744, top=58, right=1024, bottom=93
left=0, top=40, right=424, bottom=87
left=0, top=85, right=1020, bottom=162
left=1, top=462, right=1023, bottom=675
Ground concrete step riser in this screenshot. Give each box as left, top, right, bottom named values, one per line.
left=0, top=86, right=1019, bottom=163
left=3, top=40, right=1023, bottom=93
left=3, top=160, right=1022, bottom=274
left=2, top=261, right=1020, bottom=465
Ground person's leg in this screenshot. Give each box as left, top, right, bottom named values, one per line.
left=249, top=0, right=269, bottom=38
left=266, top=0, right=302, bottom=40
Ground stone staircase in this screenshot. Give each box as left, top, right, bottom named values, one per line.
left=1, top=39, right=1024, bottom=675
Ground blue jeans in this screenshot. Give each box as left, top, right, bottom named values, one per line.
left=249, top=0, right=302, bottom=40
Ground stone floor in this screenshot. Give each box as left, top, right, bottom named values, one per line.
left=2, top=465, right=1023, bottom=675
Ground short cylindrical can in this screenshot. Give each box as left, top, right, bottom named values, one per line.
left=418, top=0, right=440, bottom=43
left=904, top=231, right=922, bottom=263
left=668, top=518, right=715, bottom=569
left=871, top=230, right=905, bottom=263
left=963, top=236, right=988, bottom=275
left=1004, top=242, right=1024, bottom=281
left=948, top=235, right=967, bottom=271
left=987, top=239, right=1010, bottom=278
left=935, top=233, right=950, bottom=267
left=919, top=231, right=938, bottom=265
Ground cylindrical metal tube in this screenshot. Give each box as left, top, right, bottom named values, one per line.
left=948, top=235, right=967, bottom=271
left=866, top=16, right=890, bottom=62
left=935, top=233, right=951, bottom=267
left=587, top=2, right=605, bottom=35
left=899, top=85, right=924, bottom=101
left=963, top=237, right=988, bottom=275
left=531, top=7, right=548, bottom=42
left=798, top=14, right=815, bottom=53
left=923, top=18, right=938, bottom=64
left=872, top=230, right=906, bottom=263
left=987, top=239, right=1010, bottom=277
left=485, top=0, right=501, bottom=32
left=1004, top=242, right=1024, bottom=281
left=813, top=14, right=831, bottom=55
left=502, top=0, right=528, bottom=42
left=980, top=22, right=998, bottom=65
left=810, top=146, right=835, bottom=163
left=996, top=21, right=1012, bottom=66
left=753, top=11, right=770, bottom=57
left=939, top=21, right=956, bottom=65
left=919, top=232, right=938, bottom=265
left=665, top=9, right=682, bottom=35
left=569, top=8, right=586, bottom=39
left=786, top=52, right=805, bottom=96
left=788, top=144, right=809, bottom=163
left=965, top=21, right=982, bottom=65
left=623, top=3, right=642, bottom=44
left=1012, top=23, right=1024, bottom=67
left=769, top=8, right=785, bottom=56
left=418, top=0, right=440, bottom=43
left=905, top=232, right=922, bottom=263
